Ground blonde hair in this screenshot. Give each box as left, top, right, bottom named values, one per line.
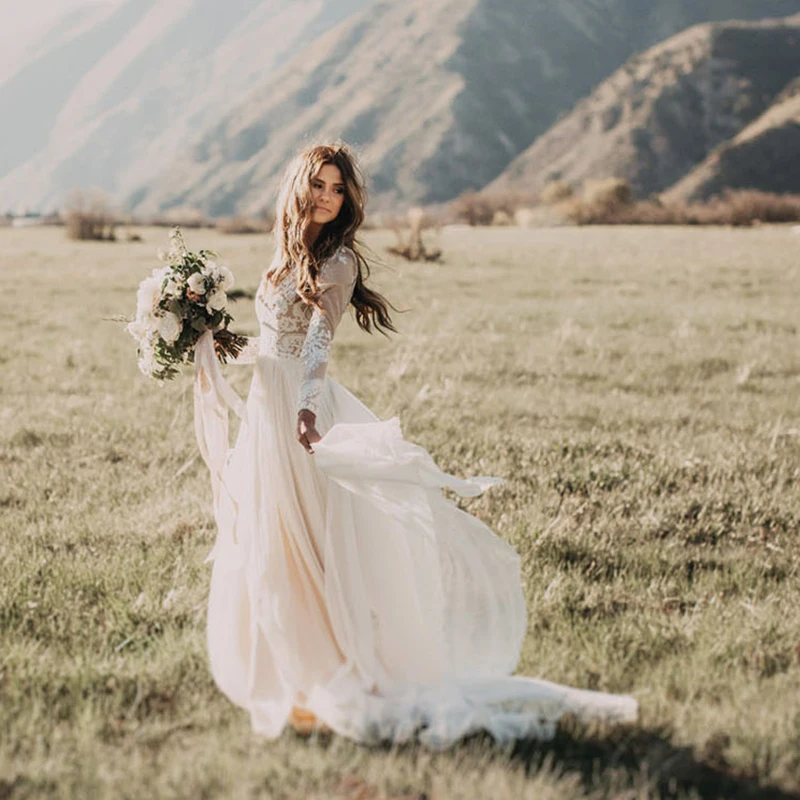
left=267, top=142, right=395, bottom=334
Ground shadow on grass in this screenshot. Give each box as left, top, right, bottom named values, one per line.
left=505, top=721, right=800, bottom=800
left=308, top=720, right=800, bottom=800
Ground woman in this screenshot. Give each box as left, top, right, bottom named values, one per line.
left=198, top=143, right=637, bottom=748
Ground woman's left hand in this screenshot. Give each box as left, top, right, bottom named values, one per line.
left=297, top=409, right=321, bottom=454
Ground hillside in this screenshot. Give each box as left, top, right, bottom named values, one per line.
left=0, top=0, right=370, bottom=213
left=487, top=15, right=800, bottom=200
left=3, top=0, right=800, bottom=213
left=136, top=0, right=800, bottom=214
left=665, top=77, right=800, bottom=200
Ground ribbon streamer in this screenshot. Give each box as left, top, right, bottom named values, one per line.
left=193, top=330, right=248, bottom=541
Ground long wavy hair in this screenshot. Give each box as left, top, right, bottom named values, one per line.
left=267, top=143, right=395, bottom=335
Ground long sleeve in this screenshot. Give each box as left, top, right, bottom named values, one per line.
left=297, top=248, right=358, bottom=415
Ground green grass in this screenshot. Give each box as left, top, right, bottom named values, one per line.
left=1, top=223, right=799, bottom=799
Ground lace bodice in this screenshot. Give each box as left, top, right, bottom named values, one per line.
left=230, top=246, right=358, bottom=415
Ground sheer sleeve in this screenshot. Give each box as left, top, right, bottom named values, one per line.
left=297, top=247, right=358, bottom=415
left=226, top=336, right=259, bottom=365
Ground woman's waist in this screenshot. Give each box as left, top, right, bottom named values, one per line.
left=258, top=328, right=305, bottom=360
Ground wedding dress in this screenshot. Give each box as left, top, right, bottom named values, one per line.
left=193, top=246, right=637, bottom=748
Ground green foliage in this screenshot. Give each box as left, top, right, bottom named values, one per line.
left=1, top=224, right=800, bottom=798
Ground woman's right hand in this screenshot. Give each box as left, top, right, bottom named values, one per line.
left=297, top=409, right=321, bottom=454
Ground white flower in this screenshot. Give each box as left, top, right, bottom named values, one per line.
left=157, top=311, right=182, bottom=344
left=187, top=272, right=207, bottom=295
left=218, top=265, right=234, bottom=292
left=206, top=288, right=227, bottom=312
left=163, top=276, right=183, bottom=296
left=135, top=275, right=161, bottom=321
left=202, top=259, right=220, bottom=279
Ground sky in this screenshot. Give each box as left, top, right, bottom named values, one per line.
left=0, top=0, right=122, bottom=80
left=0, top=0, right=121, bottom=49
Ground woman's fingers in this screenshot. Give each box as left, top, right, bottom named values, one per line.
left=296, top=411, right=320, bottom=454
left=296, top=430, right=314, bottom=454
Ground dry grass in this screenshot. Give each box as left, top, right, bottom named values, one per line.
left=2, top=225, right=800, bottom=798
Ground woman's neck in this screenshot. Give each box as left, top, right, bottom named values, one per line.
left=305, top=222, right=323, bottom=248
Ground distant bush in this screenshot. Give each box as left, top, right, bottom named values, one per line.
left=541, top=180, right=574, bottom=205
left=451, top=190, right=539, bottom=226
left=584, top=178, right=634, bottom=208
left=567, top=189, right=800, bottom=227
left=64, top=191, right=118, bottom=241
left=452, top=191, right=496, bottom=226
left=690, top=190, right=800, bottom=226
left=146, top=207, right=212, bottom=228
left=388, top=207, right=442, bottom=262
left=513, top=207, right=537, bottom=227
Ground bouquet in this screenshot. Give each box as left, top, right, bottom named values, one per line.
left=127, top=227, right=248, bottom=380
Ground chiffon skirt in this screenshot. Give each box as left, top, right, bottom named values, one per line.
left=205, top=355, right=637, bottom=747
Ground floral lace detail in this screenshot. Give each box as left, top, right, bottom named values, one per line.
left=249, top=247, right=357, bottom=414
left=255, top=267, right=314, bottom=358
left=297, top=311, right=333, bottom=414
left=298, top=378, right=325, bottom=414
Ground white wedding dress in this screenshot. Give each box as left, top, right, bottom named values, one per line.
left=193, top=246, right=637, bottom=748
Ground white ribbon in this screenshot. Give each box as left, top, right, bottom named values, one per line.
left=193, top=330, right=248, bottom=542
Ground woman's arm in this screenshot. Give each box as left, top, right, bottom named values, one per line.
left=296, top=248, right=357, bottom=452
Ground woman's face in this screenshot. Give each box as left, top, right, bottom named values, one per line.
left=310, top=163, right=345, bottom=225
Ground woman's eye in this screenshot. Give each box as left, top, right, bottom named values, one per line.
left=334, top=188, right=344, bottom=194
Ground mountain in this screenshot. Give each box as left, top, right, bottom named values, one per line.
left=665, top=77, right=800, bottom=200
left=3, top=0, right=800, bottom=213
left=0, top=0, right=370, bottom=213
left=487, top=14, right=800, bottom=200
left=135, top=0, right=800, bottom=214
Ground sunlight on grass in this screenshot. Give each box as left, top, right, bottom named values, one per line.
left=1, top=224, right=799, bottom=798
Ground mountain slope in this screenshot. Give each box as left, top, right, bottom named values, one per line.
left=135, top=0, right=800, bottom=214
left=0, top=0, right=370, bottom=213
left=4, top=0, right=800, bottom=212
left=665, top=77, right=800, bottom=200
left=487, top=15, right=800, bottom=200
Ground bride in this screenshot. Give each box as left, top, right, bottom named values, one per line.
left=195, top=143, right=637, bottom=748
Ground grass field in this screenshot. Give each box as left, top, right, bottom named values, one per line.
left=2, top=224, right=800, bottom=799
